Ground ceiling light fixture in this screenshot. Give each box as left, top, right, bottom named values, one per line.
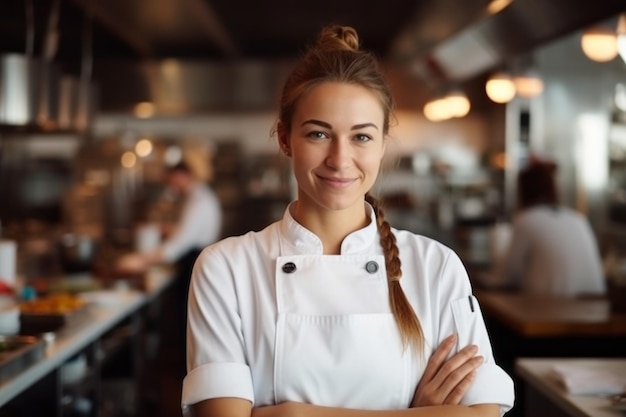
left=581, top=26, right=618, bottom=62
left=513, top=70, right=544, bottom=99
left=134, top=102, right=155, bottom=119
left=445, top=90, right=471, bottom=118
left=135, top=138, right=154, bottom=157
left=617, top=13, right=626, bottom=64
left=486, top=72, right=516, bottom=103
left=486, top=0, right=513, bottom=16
left=423, top=90, right=471, bottom=122
left=423, top=98, right=448, bottom=122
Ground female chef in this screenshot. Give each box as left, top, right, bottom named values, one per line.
left=182, top=25, right=514, bottom=417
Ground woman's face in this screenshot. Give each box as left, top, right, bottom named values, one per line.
left=282, top=81, right=386, bottom=214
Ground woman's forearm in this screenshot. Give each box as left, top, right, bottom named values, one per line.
left=252, top=403, right=500, bottom=417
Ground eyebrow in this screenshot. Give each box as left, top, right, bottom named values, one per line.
left=301, top=119, right=379, bottom=131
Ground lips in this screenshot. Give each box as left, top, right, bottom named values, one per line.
left=316, top=174, right=356, bottom=188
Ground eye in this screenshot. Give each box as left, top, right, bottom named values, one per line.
left=306, top=131, right=329, bottom=140
left=354, top=134, right=373, bottom=143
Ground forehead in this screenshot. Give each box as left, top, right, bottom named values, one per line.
left=293, top=82, right=385, bottom=127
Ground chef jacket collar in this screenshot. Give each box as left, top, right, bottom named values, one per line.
left=279, top=201, right=379, bottom=255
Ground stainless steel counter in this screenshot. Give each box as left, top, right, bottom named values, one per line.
left=0, top=267, right=173, bottom=409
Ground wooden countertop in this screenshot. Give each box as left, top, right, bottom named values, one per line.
left=515, top=358, right=626, bottom=417
left=475, top=290, right=626, bottom=338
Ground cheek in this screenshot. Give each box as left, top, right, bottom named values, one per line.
left=361, top=152, right=384, bottom=173
left=293, top=145, right=324, bottom=167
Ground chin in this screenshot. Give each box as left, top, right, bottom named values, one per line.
left=316, top=196, right=363, bottom=212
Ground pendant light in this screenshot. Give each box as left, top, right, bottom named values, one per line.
left=486, top=0, right=513, bottom=15
left=618, top=13, right=626, bottom=64
left=581, top=26, right=618, bottom=62
left=513, top=70, right=544, bottom=99
left=444, top=90, right=471, bottom=118
left=423, top=98, right=447, bottom=122
left=423, top=89, right=471, bottom=122
left=486, top=72, right=516, bottom=103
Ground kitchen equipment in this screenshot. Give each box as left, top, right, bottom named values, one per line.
left=58, top=233, right=98, bottom=275
left=0, top=240, right=17, bottom=288
left=0, top=0, right=63, bottom=129
left=0, top=335, right=45, bottom=382
left=57, top=75, right=80, bottom=130
left=0, top=296, right=20, bottom=335
left=0, top=54, right=42, bottom=126
left=20, top=292, right=87, bottom=333
left=0, top=0, right=59, bottom=126
left=134, top=223, right=161, bottom=253
left=37, top=0, right=61, bottom=129
left=60, top=353, right=87, bottom=386
left=36, top=62, right=61, bottom=129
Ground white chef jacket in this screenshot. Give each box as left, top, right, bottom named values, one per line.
left=160, top=183, right=222, bottom=263
left=500, top=206, right=606, bottom=297
left=182, top=203, right=514, bottom=414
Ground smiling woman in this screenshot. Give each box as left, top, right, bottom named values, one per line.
left=182, top=25, right=514, bottom=417
left=281, top=82, right=386, bottom=228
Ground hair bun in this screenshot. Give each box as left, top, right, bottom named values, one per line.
left=316, top=25, right=360, bottom=52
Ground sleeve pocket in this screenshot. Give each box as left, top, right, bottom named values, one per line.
left=449, top=295, right=515, bottom=414
left=450, top=295, right=493, bottom=358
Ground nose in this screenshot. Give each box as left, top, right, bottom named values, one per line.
left=325, top=139, right=352, bottom=169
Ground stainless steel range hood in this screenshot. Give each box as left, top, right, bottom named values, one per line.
left=87, top=0, right=626, bottom=114
left=94, top=59, right=294, bottom=114
left=393, top=0, right=626, bottom=86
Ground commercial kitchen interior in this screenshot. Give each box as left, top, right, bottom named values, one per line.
left=0, top=0, right=625, bottom=416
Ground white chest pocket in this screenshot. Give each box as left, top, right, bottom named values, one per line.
left=274, top=255, right=414, bottom=409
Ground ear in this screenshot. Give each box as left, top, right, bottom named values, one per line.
left=277, top=121, right=291, bottom=157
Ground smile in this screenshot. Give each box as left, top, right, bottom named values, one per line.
left=317, top=175, right=356, bottom=188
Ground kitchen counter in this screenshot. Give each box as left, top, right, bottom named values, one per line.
left=515, top=358, right=626, bottom=417
left=474, top=290, right=626, bottom=338
left=0, top=267, right=174, bottom=412
left=474, top=291, right=626, bottom=417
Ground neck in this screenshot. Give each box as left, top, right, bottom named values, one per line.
left=292, top=201, right=369, bottom=255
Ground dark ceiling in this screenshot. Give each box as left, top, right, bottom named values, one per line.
left=0, top=0, right=487, bottom=63
left=2, top=0, right=625, bottom=66
left=1, top=0, right=625, bottom=75
left=0, top=0, right=624, bottom=112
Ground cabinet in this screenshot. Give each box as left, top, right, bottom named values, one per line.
left=2, top=312, right=144, bottom=416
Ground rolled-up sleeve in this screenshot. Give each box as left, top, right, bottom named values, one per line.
left=183, top=362, right=254, bottom=405
left=182, top=245, right=254, bottom=407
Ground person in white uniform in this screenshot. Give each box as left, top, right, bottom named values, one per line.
left=118, top=161, right=222, bottom=355
left=498, top=159, right=606, bottom=297
left=118, top=161, right=222, bottom=269
left=183, top=25, right=514, bottom=417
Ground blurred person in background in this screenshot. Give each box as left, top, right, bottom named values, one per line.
left=497, top=157, right=606, bottom=297
left=117, top=161, right=222, bottom=346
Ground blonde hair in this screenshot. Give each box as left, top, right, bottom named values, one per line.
left=278, top=25, right=424, bottom=352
